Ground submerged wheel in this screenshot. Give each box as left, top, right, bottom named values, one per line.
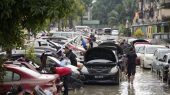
left=115, top=70, right=121, bottom=85
left=167, top=74, right=170, bottom=86
left=151, top=65, right=154, bottom=72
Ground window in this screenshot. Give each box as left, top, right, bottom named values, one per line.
left=3, top=71, right=20, bottom=82
left=154, top=51, right=158, bottom=57
left=39, top=41, right=48, bottom=46
left=34, top=56, right=41, bottom=65
left=163, top=55, right=167, bottom=62
left=46, top=57, right=56, bottom=66
left=13, top=73, right=20, bottom=81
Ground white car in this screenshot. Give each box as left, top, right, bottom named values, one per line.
left=152, top=48, right=170, bottom=73
left=159, top=53, right=170, bottom=81
left=134, top=44, right=148, bottom=65
left=139, top=45, right=166, bottom=68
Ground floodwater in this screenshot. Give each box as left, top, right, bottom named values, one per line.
left=69, top=67, right=170, bottom=95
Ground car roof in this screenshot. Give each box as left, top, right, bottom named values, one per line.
left=144, top=44, right=166, bottom=47
left=3, top=64, right=41, bottom=78
left=156, top=48, right=170, bottom=51
left=134, top=44, right=148, bottom=47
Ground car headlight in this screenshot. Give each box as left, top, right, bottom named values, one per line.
left=109, top=66, right=118, bottom=74
left=81, top=66, right=89, bottom=74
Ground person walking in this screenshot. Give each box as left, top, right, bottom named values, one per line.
left=81, top=37, right=87, bottom=50
left=125, top=47, right=137, bottom=84
left=63, top=46, right=77, bottom=66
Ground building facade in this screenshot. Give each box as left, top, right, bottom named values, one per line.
left=132, top=0, right=170, bottom=39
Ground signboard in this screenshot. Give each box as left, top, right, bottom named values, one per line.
left=83, top=20, right=100, bottom=25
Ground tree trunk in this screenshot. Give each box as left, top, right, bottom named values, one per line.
left=61, top=19, right=64, bottom=31
left=6, top=48, right=12, bottom=59
left=81, top=13, right=83, bottom=25
left=58, top=20, right=61, bottom=31
left=69, top=16, right=73, bottom=29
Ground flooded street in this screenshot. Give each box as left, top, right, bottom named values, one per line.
left=69, top=67, right=170, bottom=95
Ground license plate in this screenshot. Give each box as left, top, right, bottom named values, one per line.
left=94, top=75, right=103, bottom=79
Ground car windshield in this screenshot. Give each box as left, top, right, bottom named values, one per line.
left=48, top=56, right=61, bottom=64
left=146, top=46, right=165, bottom=54
left=158, top=50, right=170, bottom=58
left=135, top=46, right=144, bottom=53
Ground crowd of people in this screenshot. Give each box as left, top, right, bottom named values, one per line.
left=39, top=35, right=137, bottom=95
left=80, top=33, right=96, bottom=50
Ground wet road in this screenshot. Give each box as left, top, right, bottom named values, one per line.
left=69, top=67, right=170, bottom=95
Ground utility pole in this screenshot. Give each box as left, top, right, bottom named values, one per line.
left=141, top=0, right=144, bottom=21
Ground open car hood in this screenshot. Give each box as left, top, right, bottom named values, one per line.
left=84, top=47, right=116, bottom=63
left=132, top=39, right=149, bottom=45
left=98, top=42, right=123, bottom=55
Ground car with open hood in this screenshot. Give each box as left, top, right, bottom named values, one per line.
left=81, top=47, right=121, bottom=84
left=132, top=39, right=150, bottom=46
left=98, top=42, right=123, bottom=57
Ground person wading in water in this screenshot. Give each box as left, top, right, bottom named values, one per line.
left=125, top=47, right=137, bottom=84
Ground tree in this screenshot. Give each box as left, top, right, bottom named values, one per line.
left=67, top=0, right=85, bottom=28
left=92, top=0, right=122, bottom=25
left=108, top=0, right=137, bottom=26
left=0, top=0, right=76, bottom=81
left=108, top=4, right=126, bottom=26
left=134, top=28, right=144, bottom=38
left=0, top=0, right=76, bottom=58
left=82, top=0, right=93, bottom=7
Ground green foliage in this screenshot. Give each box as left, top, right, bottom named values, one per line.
left=134, top=28, right=144, bottom=38
left=25, top=45, right=35, bottom=62
left=118, top=24, right=131, bottom=36
left=0, top=0, right=77, bottom=80
left=92, top=0, right=122, bottom=24
left=92, top=0, right=137, bottom=26
left=0, top=0, right=76, bottom=55
left=0, top=55, right=7, bottom=82
left=82, top=0, right=93, bottom=9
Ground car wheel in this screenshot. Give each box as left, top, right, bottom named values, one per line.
left=161, top=70, right=164, bottom=82
left=156, top=70, right=159, bottom=76
left=142, top=62, right=145, bottom=69
left=151, top=65, right=154, bottom=72
left=115, top=70, right=121, bottom=85
left=167, top=74, right=170, bottom=85
left=140, top=61, right=143, bottom=68
left=158, top=70, right=161, bottom=78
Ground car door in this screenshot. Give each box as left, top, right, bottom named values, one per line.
left=161, top=55, right=168, bottom=68
left=139, top=46, right=145, bottom=67
left=153, top=50, right=158, bottom=71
